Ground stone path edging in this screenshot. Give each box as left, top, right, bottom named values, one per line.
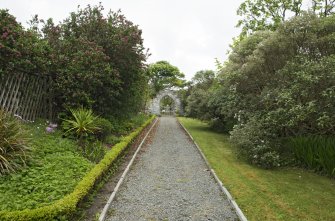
left=177, top=119, right=248, bottom=221
left=98, top=118, right=158, bottom=221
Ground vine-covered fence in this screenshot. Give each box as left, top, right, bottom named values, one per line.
left=0, top=72, right=53, bottom=121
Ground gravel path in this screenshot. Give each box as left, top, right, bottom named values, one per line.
left=106, top=116, right=238, bottom=221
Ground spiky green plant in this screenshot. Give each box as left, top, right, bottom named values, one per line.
left=0, top=109, right=30, bottom=175
left=289, top=136, right=335, bottom=177
left=62, top=108, right=99, bottom=145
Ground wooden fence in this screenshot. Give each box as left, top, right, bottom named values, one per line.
left=0, top=72, right=53, bottom=121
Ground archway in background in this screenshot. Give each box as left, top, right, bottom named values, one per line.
left=148, top=89, right=182, bottom=115
left=160, top=95, right=175, bottom=115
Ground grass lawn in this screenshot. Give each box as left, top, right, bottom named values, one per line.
left=0, top=121, right=94, bottom=211
left=178, top=117, right=335, bottom=221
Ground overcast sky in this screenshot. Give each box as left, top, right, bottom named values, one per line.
left=0, top=0, right=243, bottom=80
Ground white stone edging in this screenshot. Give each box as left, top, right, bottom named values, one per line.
left=99, top=118, right=158, bottom=221
left=178, top=119, right=248, bottom=221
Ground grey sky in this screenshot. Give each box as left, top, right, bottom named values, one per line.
left=0, top=0, right=243, bottom=80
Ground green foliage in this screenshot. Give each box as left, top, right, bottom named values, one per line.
left=230, top=117, right=281, bottom=168
left=237, top=0, right=303, bottom=36
left=219, top=14, right=335, bottom=167
left=147, top=61, right=185, bottom=96
left=185, top=89, right=210, bottom=119
left=0, top=120, right=93, bottom=211
left=288, top=136, right=335, bottom=177
left=108, top=113, right=150, bottom=136
left=2, top=4, right=148, bottom=119
left=62, top=108, right=99, bottom=144
left=0, top=9, right=49, bottom=78
left=105, top=135, right=121, bottom=146
left=94, top=118, right=113, bottom=142
left=312, top=0, right=335, bottom=17
left=160, top=95, right=174, bottom=114
left=0, top=109, right=30, bottom=175
left=237, top=0, right=335, bottom=37
left=185, top=14, right=335, bottom=169
left=0, top=116, right=155, bottom=221
left=185, top=70, right=216, bottom=119
left=82, top=141, right=107, bottom=163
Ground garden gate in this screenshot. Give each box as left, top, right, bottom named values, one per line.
left=147, top=89, right=183, bottom=115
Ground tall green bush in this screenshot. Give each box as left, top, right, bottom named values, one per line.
left=185, top=13, right=335, bottom=169
left=42, top=4, right=148, bottom=117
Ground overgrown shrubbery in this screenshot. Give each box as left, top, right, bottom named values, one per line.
left=185, top=13, right=335, bottom=170
left=94, top=117, right=113, bottom=142
left=1, top=4, right=149, bottom=120
left=0, top=109, right=30, bottom=175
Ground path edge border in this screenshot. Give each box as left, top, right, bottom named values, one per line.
left=98, top=118, right=159, bottom=221
left=177, top=118, right=248, bottom=221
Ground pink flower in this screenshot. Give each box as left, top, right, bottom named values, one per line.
left=46, top=127, right=55, bottom=133
left=2, top=32, right=8, bottom=39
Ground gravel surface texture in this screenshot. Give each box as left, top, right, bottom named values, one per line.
left=106, top=116, right=238, bottom=221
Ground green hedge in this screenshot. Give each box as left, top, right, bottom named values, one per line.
left=0, top=116, right=155, bottom=221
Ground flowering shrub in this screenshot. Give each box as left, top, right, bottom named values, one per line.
left=1, top=5, right=148, bottom=120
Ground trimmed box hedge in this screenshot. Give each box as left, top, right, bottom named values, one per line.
left=0, top=116, right=155, bottom=221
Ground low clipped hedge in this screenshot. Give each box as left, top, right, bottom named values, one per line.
left=0, top=116, right=155, bottom=221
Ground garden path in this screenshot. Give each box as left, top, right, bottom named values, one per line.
left=105, top=116, right=238, bottom=221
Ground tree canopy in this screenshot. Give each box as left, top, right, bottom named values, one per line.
left=147, top=61, right=185, bottom=97
left=237, top=0, right=335, bottom=36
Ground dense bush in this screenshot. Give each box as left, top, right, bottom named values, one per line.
left=185, top=70, right=215, bottom=120
left=42, top=4, right=148, bottom=117
left=185, top=13, right=335, bottom=168
left=1, top=5, right=148, bottom=120
left=0, top=9, right=49, bottom=78
left=94, top=117, right=113, bottom=142
left=0, top=109, right=30, bottom=175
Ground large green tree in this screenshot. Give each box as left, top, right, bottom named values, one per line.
left=237, top=0, right=303, bottom=36
left=147, top=61, right=185, bottom=97
left=237, top=0, right=335, bottom=37
left=312, top=0, right=335, bottom=16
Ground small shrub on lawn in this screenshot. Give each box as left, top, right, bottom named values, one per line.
left=94, top=118, right=113, bottom=142
left=0, top=109, right=30, bottom=175
left=288, top=136, right=335, bottom=177
left=230, top=117, right=281, bottom=168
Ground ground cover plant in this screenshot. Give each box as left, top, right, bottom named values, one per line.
left=0, top=120, right=93, bottom=211
left=0, top=113, right=151, bottom=213
left=0, top=115, right=154, bottom=221
left=179, top=117, right=335, bottom=221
